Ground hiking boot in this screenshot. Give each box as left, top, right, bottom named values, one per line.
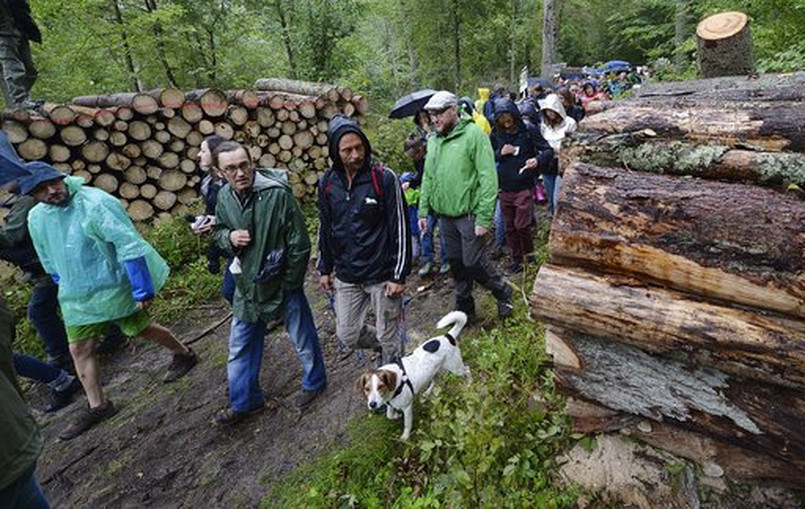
left=417, top=261, right=433, bottom=277
left=506, top=261, right=523, bottom=275
left=213, top=403, right=267, bottom=426
left=497, top=286, right=514, bottom=319
left=14, top=99, right=44, bottom=112
left=59, top=400, right=117, bottom=441
left=95, top=332, right=128, bottom=356
left=438, top=262, right=451, bottom=275
left=294, top=384, right=326, bottom=409
left=163, top=348, right=198, bottom=383
left=45, top=377, right=82, bottom=413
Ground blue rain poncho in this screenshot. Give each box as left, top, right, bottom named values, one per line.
left=27, top=176, right=169, bottom=326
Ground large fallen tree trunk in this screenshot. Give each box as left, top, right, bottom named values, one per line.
left=549, top=330, right=805, bottom=483
left=579, top=102, right=805, bottom=152
left=634, top=71, right=805, bottom=99
left=565, top=137, right=805, bottom=186
left=532, top=264, right=805, bottom=388
left=551, top=164, right=805, bottom=319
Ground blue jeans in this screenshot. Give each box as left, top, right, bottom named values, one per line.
left=543, top=174, right=563, bottom=216
left=227, top=288, right=326, bottom=412
left=222, top=263, right=235, bottom=305
left=13, top=353, right=63, bottom=385
left=0, top=464, right=50, bottom=509
left=494, top=200, right=505, bottom=247
left=420, top=213, right=447, bottom=265
left=28, top=282, right=69, bottom=361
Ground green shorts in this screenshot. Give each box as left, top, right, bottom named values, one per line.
left=66, top=309, right=151, bottom=344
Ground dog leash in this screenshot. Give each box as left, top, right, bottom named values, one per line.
left=387, top=358, right=415, bottom=412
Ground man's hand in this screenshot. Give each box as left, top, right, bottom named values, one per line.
left=137, top=298, right=153, bottom=310
left=475, top=225, right=489, bottom=237
left=401, top=181, right=410, bottom=191
left=418, top=217, right=428, bottom=233
left=525, top=157, right=538, bottom=170
left=319, top=274, right=333, bottom=293
left=229, top=229, right=251, bottom=248
left=501, top=144, right=517, bottom=156
left=385, top=282, right=405, bottom=298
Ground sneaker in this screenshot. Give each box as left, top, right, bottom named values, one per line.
left=45, top=377, right=82, bottom=413
left=506, top=261, right=523, bottom=275
left=59, top=400, right=118, bottom=441
left=213, top=404, right=267, bottom=426
left=417, top=261, right=433, bottom=277
left=497, top=286, right=514, bottom=319
left=163, top=348, right=198, bottom=383
left=15, top=99, right=44, bottom=111
left=95, top=332, right=128, bottom=356
left=294, top=384, right=326, bottom=409
left=438, top=262, right=451, bottom=275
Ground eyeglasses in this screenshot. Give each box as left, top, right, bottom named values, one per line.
left=220, top=160, right=252, bottom=175
left=428, top=107, right=452, bottom=118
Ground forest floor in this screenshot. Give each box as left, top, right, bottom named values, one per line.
left=29, top=238, right=514, bottom=508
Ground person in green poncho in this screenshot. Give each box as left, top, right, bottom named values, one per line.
left=23, top=163, right=198, bottom=441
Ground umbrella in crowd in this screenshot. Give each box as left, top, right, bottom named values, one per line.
left=527, top=77, right=553, bottom=90
left=603, top=60, right=632, bottom=73
left=388, top=89, right=436, bottom=119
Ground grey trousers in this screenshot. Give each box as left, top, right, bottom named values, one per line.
left=440, top=215, right=509, bottom=314
left=0, top=34, right=37, bottom=106
left=333, top=278, right=402, bottom=364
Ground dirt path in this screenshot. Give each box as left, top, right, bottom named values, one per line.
left=30, top=251, right=510, bottom=507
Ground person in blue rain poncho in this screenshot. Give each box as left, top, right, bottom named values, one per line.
left=21, top=164, right=198, bottom=441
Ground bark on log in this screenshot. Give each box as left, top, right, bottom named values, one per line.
left=115, top=107, right=133, bottom=121
left=226, top=89, right=260, bottom=109
left=94, top=109, right=116, bottom=127
left=17, top=138, right=46, bottom=160
left=579, top=102, right=805, bottom=152
left=567, top=137, right=805, bottom=186
left=551, top=164, right=805, bottom=319
left=531, top=264, right=805, bottom=388
left=352, top=95, right=368, bottom=116
left=185, top=88, right=228, bottom=117
left=549, top=327, right=805, bottom=479
left=696, top=11, right=754, bottom=79
left=254, top=78, right=337, bottom=98
left=634, top=71, right=805, bottom=101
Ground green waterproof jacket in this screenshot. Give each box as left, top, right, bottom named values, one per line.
left=213, top=170, right=311, bottom=324
left=0, top=297, right=42, bottom=490
left=28, top=176, right=170, bottom=326
left=418, top=114, right=498, bottom=228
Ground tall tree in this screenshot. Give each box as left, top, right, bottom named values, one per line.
left=541, top=0, right=558, bottom=77
left=674, top=0, right=690, bottom=72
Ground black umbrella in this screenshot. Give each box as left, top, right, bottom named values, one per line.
left=388, top=89, right=437, bottom=119
left=526, top=77, right=553, bottom=90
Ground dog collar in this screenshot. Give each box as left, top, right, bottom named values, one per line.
left=444, top=332, right=456, bottom=346
left=391, top=358, right=415, bottom=400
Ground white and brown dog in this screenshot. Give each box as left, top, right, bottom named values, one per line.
left=356, top=311, right=470, bottom=440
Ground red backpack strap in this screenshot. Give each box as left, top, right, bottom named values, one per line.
left=370, top=162, right=384, bottom=200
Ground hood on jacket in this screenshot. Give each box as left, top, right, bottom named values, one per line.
left=477, top=88, right=490, bottom=101
left=537, top=94, right=567, bottom=121
left=492, top=98, right=522, bottom=123
left=328, top=114, right=373, bottom=173
left=517, top=100, right=539, bottom=125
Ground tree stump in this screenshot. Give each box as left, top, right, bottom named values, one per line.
left=696, top=11, right=754, bottom=78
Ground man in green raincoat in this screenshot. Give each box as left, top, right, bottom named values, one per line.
left=211, top=141, right=326, bottom=425
left=24, top=163, right=198, bottom=441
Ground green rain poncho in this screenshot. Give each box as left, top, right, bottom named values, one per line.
left=28, top=176, right=169, bottom=326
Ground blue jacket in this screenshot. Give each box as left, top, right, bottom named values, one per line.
left=317, top=116, right=411, bottom=285
left=490, top=99, right=554, bottom=192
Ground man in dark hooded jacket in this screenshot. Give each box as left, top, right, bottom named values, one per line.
left=0, top=0, right=42, bottom=110
left=490, top=98, right=553, bottom=273
left=317, top=115, right=411, bottom=364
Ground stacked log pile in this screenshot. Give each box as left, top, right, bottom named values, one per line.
left=532, top=73, right=805, bottom=485
left=0, top=80, right=367, bottom=221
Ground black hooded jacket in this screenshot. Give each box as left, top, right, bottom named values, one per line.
left=317, top=115, right=411, bottom=285
left=490, top=98, right=554, bottom=192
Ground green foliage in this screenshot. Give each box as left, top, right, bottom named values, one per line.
left=264, top=306, right=579, bottom=506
